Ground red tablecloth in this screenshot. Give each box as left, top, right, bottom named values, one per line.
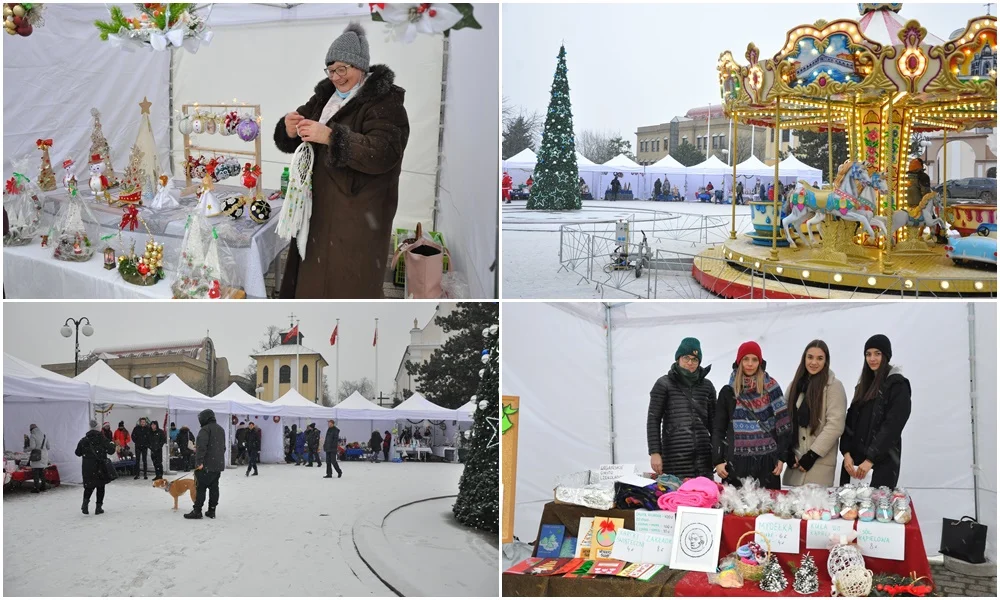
left=676, top=506, right=932, bottom=596
left=9, top=464, right=60, bottom=486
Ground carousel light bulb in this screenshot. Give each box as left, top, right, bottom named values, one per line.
left=834, top=273, right=843, bottom=283
left=974, top=281, right=984, bottom=291
left=776, top=266, right=784, bottom=274
left=801, top=270, right=810, bottom=278
left=941, top=281, right=950, bottom=290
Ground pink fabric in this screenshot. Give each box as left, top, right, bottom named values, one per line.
left=656, top=476, right=721, bottom=511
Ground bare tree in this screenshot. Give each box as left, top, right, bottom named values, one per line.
left=338, top=377, right=375, bottom=402
left=577, top=129, right=614, bottom=164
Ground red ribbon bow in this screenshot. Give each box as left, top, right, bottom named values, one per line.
left=36, top=139, right=53, bottom=149
left=598, top=518, right=616, bottom=534
left=369, top=3, right=385, bottom=11
left=5, top=177, right=20, bottom=195
left=120, top=205, right=140, bottom=231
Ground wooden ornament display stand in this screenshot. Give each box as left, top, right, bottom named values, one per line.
left=502, top=395, right=520, bottom=545
left=181, top=103, right=262, bottom=198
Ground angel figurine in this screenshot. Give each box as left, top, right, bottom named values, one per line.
left=196, top=174, right=220, bottom=217
left=149, top=174, right=180, bottom=210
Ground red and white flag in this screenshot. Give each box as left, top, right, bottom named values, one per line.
left=330, top=325, right=339, bottom=346
left=283, top=325, right=299, bottom=344
left=373, top=324, right=378, bottom=347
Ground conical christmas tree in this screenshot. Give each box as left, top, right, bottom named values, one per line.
left=89, top=108, right=119, bottom=187
left=117, top=144, right=146, bottom=203
left=759, top=556, right=788, bottom=593
left=36, top=139, right=56, bottom=191
left=793, top=553, right=820, bottom=594
left=452, top=309, right=499, bottom=534
left=526, top=44, right=581, bottom=211
left=133, top=97, right=160, bottom=199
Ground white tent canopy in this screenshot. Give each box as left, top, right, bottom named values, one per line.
left=602, top=154, right=644, bottom=172
left=147, top=374, right=229, bottom=414
left=503, top=148, right=538, bottom=170
left=687, top=155, right=732, bottom=175
left=335, top=391, right=395, bottom=420
left=735, top=155, right=775, bottom=178
left=393, top=391, right=466, bottom=421
left=3, top=353, right=91, bottom=403
left=575, top=152, right=598, bottom=167
left=272, top=389, right=336, bottom=419
left=779, top=154, right=824, bottom=181
left=216, top=383, right=283, bottom=417
left=502, top=302, right=998, bottom=562
left=75, top=360, right=166, bottom=409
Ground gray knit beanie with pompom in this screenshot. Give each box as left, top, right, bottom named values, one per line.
left=326, top=22, right=370, bottom=71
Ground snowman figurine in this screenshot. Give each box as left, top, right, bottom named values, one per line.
left=62, top=158, right=77, bottom=190
left=88, top=153, right=112, bottom=204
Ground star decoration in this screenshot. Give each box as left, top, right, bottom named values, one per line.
left=486, top=415, right=500, bottom=449
left=138, top=96, right=152, bottom=115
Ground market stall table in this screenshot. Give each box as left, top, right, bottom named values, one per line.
left=503, top=501, right=933, bottom=597
left=395, top=447, right=432, bottom=462
left=6, top=464, right=61, bottom=488
left=3, top=180, right=285, bottom=298
left=432, top=446, right=457, bottom=462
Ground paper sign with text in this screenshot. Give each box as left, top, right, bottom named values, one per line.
left=642, top=532, right=674, bottom=566
left=576, top=518, right=595, bottom=558
left=634, top=510, right=676, bottom=537
left=597, top=464, right=636, bottom=482
left=754, top=514, right=801, bottom=554
left=805, top=519, right=857, bottom=550
left=857, top=521, right=905, bottom=560
left=609, top=529, right=646, bottom=563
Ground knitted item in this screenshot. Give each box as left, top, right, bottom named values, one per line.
left=675, top=337, right=702, bottom=361
left=326, top=22, right=370, bottom=70
left=275, top=141, right=315, bottom=259
left=728, top=371, right=790, bottom=457
left=656, top=476, right=720, bottom=511
left=864, top=334, right=892, bottom=362
left=736, top=341, right=763, bottom=366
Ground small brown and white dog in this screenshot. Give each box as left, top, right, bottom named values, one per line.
left=152, top=476, right=196, bottom=511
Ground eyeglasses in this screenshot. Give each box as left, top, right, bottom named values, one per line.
left=324, top=65, right=351, bottom=78
left=679, top=355, right=700, bottom=364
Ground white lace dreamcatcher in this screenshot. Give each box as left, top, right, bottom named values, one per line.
left=275, top=141, right=314, bottom=259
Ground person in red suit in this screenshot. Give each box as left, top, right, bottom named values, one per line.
left=526, top=174, right=534, bottom=192
left=502, top=172, right=513, bottom=204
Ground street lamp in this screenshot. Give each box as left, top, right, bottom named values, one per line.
left=60, top=317, right=94, bottom=376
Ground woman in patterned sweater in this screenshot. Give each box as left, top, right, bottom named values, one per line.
left=712, top=341, right=792, bottom=490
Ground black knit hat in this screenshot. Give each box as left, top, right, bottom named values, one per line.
left=864, top=334, right=892, bottom=363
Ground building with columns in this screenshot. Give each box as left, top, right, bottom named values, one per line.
left=251, top=328, right=328, bottom=403
left=392, top=302, right=459, bottom=404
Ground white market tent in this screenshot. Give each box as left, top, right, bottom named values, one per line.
left=779, top=154, right=824, bottom=182
left=393, top=391, right=466, bottom=421
left=215, top=383, right=285, bottom=464
left=147, top=374, right=233, bottom=467
left=644, top=155, right=687, bottom=199
left=501, top=302, right=998, bottom=562
left=333, top=391, right=396, bottom=454
left=75, top=360, right=165, bottom=409
left=575, top=152, right=597, bottom=167
left=735, top=155, right=775, bottom=178
left=2, top=3, right=498, bottom=298
left=272, top=388, right=336, bottom=419
left=596, top=154, right=645, bottom=200
left=3, top=354, right=92, bottom=484
left=680, top=155, right=733, bottom=201
left=503, top=148, right=538, bottom=187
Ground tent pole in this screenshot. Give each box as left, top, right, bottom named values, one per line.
left=432, top=35, right=449, bottom=231
left=967, top=302, right=980, bottom=521
left=605, top=303, right=616, bottom=464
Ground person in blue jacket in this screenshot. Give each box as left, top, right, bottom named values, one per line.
left=294, top=428, right=307, bottom=465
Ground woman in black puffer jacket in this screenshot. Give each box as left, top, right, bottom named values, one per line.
left=647, top=337, right=717, bottom=478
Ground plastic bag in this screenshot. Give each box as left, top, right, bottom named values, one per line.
left=171, top=211, right=240, bottom=298
left=708, top=554, right=744, bottom=588
left=3, top=158, right=43, bottom=246
left=440, top=270, right=469, bottom=299
left=51, top=187, right=100, bottom=262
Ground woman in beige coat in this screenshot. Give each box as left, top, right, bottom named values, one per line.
left=782, top=340, right=847, bottom=487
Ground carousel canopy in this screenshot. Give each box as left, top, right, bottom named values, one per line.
left=859, top=5, right=944, bottom=47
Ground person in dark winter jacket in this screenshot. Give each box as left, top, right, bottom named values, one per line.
left=101, top=422, right=114, bottom=443
left=712, top=341, right=792, bottom=490
left=235, top=422, right=248, bottom=463
left=185, top=409, right=226, bottom=520
left=175, top=425, right=196, bottom=470
left=148, top=421, right=167, bottom=480
left=369, top=431, right=383, bottom=462
left=76, top=420, right=116, bottom=515
left=323, top=420, right=343, bottom=478
left=245, top=422, right=261, bottom=477
left=132, top=417, right=151, bottom=480
left=647, top=337, right=717, bottom=479
left=273, top=22, right=410, bottom=298
left=306, top=423, right=322, bottom=467
left=295, top=429, right=307, bottom=465
left=839, top=334, right=911, bottom=488
left=382, top=431, right=392, bottom=462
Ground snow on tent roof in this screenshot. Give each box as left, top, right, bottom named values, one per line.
left=503, top=148, right=538, bottom=170
left=735, top=155, right=774, bottom=177
left=75, top=360, right=166, bottom=408
left=602, top=154, right=644, bottom=171
left=687, top=155, right=732, bottom=175
left=147, top=374, right=229, bottom=413
left=3, top=353, right=91, bottom=403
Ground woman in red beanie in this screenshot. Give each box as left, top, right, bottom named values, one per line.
left=711, top=341, right=791, bottom=490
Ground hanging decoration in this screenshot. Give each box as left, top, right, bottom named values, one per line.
left=3, top=3, right=45, bottom=37
left=236, top=114, right=260, bottom=142
left=370, top=3, right=480, bottom=43
left=275, top=142, right=314, bottom=258
left=94, top=3, right=214, bottom=54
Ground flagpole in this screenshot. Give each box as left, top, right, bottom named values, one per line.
left=335, top=318, right=340, bottom=404
left=374, top=317, right=379, bottom=401
left=295, top=318, right=300, bottom=394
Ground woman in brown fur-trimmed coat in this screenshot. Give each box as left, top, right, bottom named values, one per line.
left=273, top=22, right=410, bottom=298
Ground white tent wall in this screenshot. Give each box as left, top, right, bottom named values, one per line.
left=2, top=4, right=171, bottom=181
left=231, top=414, right=285, bottom=464
left=338, top=418, right=395, bottom=447
left=500, top=302, right=610, bottom=542
left=436, top=4, right=499, bottom=298
left=170, top=12, right=442, bottom=232
left=973, top=302, right=997, bottom=561
left=3, top=400, right=89, bottom=484
left=171, top=409, right=231, bottom=469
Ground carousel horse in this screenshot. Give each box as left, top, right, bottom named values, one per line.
left=781, top=161, right=851, bottom=246
left=783, top=162, right=882, bottom=247
left=888, top=191, right=949, bottom=241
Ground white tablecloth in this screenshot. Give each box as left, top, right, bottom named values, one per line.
left=3, top=180, right=288, bottom=298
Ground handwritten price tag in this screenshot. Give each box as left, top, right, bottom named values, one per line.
left=805, top=519, right=856, bottom=550
left=857, top=520, right=905, bottom=560
left=755, top=514, right=801, bottom=554
left=643, top=532, right=674, bottom=566
left=597, top=464, right=635, bottom=482
left=635, top=510, right=676, bottom=537
left=609, top=529, right=646, bottom=563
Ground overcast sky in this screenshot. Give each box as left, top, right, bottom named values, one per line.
left=503, top=2, right=996, bottom=142
left=3, top=302, right=444, bottom=397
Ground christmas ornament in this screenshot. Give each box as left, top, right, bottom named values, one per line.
left=482, top=327, right=490, bottom=337
left=275, top=142, right=314, bottom=257
left=62, top=158, right=77, bottom=190
left=52, top=191, right=98, bottom=262
left=793, top=554, right=820, bottom=594
left=196, top=175, right=220, bottom=217
left=478, top=368, right=485, bottom=378
left=222, top=195, right=246, bottom=219
left=470, top=395, right=477, bottom=403
left=131, top=96, right=160, bottom=195
left=116, top=144, right=147, bottom=205
left=2, top=161, right=42, bottom=246
left=489, top=324, right=498, bottom=335
left=249, top=196, right=271, bottom=224
left=828, top=534, right=866, bottom=585
left=89, top=108, right=119, bottom=187
left=205, top=112, right=217, bottom=134
left=191, top=112, right=205, bottom=134
left=223, top=110, right=240, bottom=135
left=477, top=400, right=488, bottom=410
left=759, top=556, right=788, bottom=593
left=241, top=163, right=260, bottom=190
left=236, top=115, right=259, bottom=142
left=463, top=430, right=471, bottom=440
left=172, top=213, right=228, bottom=299
left=35, top=138, right=56, bottom=191
left=95, top=3, right=213, bottom=53
left=177, top=112, right=193, bottom=135
left=88, top=153, right=113, bottom=204
left=3, top=2, right=44, bottom=36
left=480, top=349, right=490, bottom=364
left=370, top=4, right=479, bottom=44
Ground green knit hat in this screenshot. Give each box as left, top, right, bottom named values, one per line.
left=675, top=337, right=702, bottom=362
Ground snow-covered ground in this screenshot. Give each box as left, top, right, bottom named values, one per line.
left=501, top=200, right=753, bottom=299
left=4, top=462, right=496, bottom=597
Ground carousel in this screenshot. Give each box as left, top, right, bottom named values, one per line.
left=695, top=3, right=997, bottom=298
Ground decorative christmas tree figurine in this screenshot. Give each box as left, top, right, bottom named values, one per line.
left=89, top=108, right=119, bottom=187
left=793, top=553, right=820, bottom=594
left=35, top=138, right=56, bottom=191
left=452, top=313, right=499, bottom=533
left=132, top=96, right=160, bottom=196
left=526, top=44, right=581, bottom=211
left=759, top=556, right=789, bottom=593
left=88, top=153, right=113, bottom=204
left=116, top=143, right=146, bottom=204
